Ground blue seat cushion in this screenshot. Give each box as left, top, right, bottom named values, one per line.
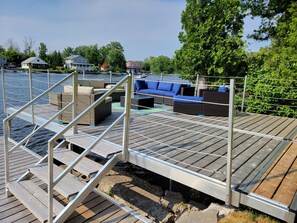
left=147, top=89, right=165, bottom=95
left=137, top=89, right=150, bottom=94
left=174, top=95, right=204, bottom=104
left=218, top=86, right=227, bottom=92
left=146, top=81, right=159, bottom=90
left=135, top=80, right=147, bottom=91
left=163, top=91, right=176, bottom=97
left=158, top=82, right=173, bottom=91
left=172, top=83, right=182, bottom=95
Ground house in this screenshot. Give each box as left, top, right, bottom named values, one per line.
left=0, top=56, right=7, bottom=68
left=64, top=55, right=94, bottom=71
left=21, top=57, right=48, bottom=69
left=126, top=60, right=142, bottom=74
left=100, top=60, right=110, bottom=71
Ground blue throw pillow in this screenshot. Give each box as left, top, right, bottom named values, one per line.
left=158, top=82, right=173, bottom=91
left=146, top=81, right=159, bottom=90
left=218, top=86, right=227, bottom=92
left=172, top=84, right=182, bottom=95
left=135, top=80, right=147, bottom=91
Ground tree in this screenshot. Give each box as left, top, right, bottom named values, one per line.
left=242, top=0, right=294, bottom=41
left=175, top=0, right=247, bottom=82
left=38, top=42, right=47, bottom=61
left=0, top=45, right=5, bottom=53
left=62, top=47, right=74, bottom=58
left=0, top=49, right=23, bottom=66
left=243, top=2, right=297, bottom=118
left=23, top=36, right=35, bottom=55
left=7, top=39, right=19, bottom=52
left=107, top=49, right=126, bottom=72
left=48, top=50, right=63, bottom=69
left=150, top=56, right=174, bottom=74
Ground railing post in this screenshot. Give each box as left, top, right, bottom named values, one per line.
left=48, top=141, right=54, bottom=223
left=195, top=74, right=199, bottom=96
left=226, top=79, right=235, bottom=205
left=28, top=64, right=35, bottom=124
left=241, top=75, right=247, bottom=112
left=160, top=73, right=163, bottom=81
left=47, top=69, right=51, bottom=101
left=1, top=67, right=7, bottom=114
left=122, top=74, right=132, bottom=162
left=72, top=71, right=78, bottom=134
left=3, top=120, right=11, bottom=197
left=109, top=71, right=112, bottom=83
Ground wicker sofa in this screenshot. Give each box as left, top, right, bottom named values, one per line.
left=173, top=87, right=230, bottom=117
left=134, top=80, right=194, bottom=106
left=50, top=85, right=112, bottom=126
left=77, top=79, right=125, bottom=102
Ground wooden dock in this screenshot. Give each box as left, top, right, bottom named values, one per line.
left=0, top=138, right=148, bottom=223
left=7, top=103, right=297, bottom=222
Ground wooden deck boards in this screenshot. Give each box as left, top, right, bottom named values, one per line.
left=0, top=137, right=145, bottom=223
left=251, top=136, right=297, bottom=207
left=9, top=104, right=297, bottom=211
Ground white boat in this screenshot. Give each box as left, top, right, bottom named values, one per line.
left=134, top=73, right=148, bottom=79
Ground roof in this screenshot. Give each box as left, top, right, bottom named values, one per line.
left=65, top=55, right=82, bottom=60
left=21, top=57, right=48, bottom=65
left=126, top=60, right=141, bottom=69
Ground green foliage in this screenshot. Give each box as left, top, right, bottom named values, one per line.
left=0, top=49, right=23, bottom=66
left=242, top=2, right=297, bottom=118
left=38, top=42, right=47, bottom=61
left=175, top=0, right=247, bottom=82
left=242, top=0, right=294, bottom=41
left=47, top=51, right=63, bottom=69
left=244, top=72, right=297, bottom=118
left=107, top=49, right=126, bottom=72
left=62, top=47, right=74, bottom=58
left=150, top=55, right=174, bottom=74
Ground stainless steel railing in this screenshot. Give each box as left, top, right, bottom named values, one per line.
left=47, top=74, right=132, bottom=222
left=3, top=71, right=77, bottom=197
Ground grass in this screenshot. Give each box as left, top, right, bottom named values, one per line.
left=219, top=210, right=279, bottom=223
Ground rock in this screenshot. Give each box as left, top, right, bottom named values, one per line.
left=176, top=209, right=218, bottom=223
left=207, top=203, right=235, bottom=218
left=161, top=190, right=185, bottom=212
left=161, top=212, right=175, bottom=223
left=188, top=200, right=207, bottom=211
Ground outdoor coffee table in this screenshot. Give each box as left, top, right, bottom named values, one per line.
left=120, top=95, right=154, bottom=110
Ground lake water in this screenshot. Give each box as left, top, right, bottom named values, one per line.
left=0, top=71, right=188, bottom=155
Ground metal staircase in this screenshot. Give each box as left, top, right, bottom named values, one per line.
left=3, top=71, right=133, bottom=222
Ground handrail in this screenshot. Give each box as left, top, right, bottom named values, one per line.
left=49, top=75, right=129, bottom=143
left=8, top=102, right=74, bottom=153
left=3, top=71, right=75, bottom=122
left=47, top=75, right=130, bottom=221
left=54, top=112, right=126, bottom=185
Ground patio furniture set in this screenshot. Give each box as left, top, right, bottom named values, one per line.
left=50, top=79, right=229, bottom=126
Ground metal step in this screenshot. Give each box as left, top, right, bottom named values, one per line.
left=29, top=163, right=85, bottom=200
left=65, top=134, right=122, bottom=158
left=54, top=147, right=103, bottom=177
left=9, top=180, right=65, bottom=223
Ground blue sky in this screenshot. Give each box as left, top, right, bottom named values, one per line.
left=0, top=0, right=269, bottom=60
